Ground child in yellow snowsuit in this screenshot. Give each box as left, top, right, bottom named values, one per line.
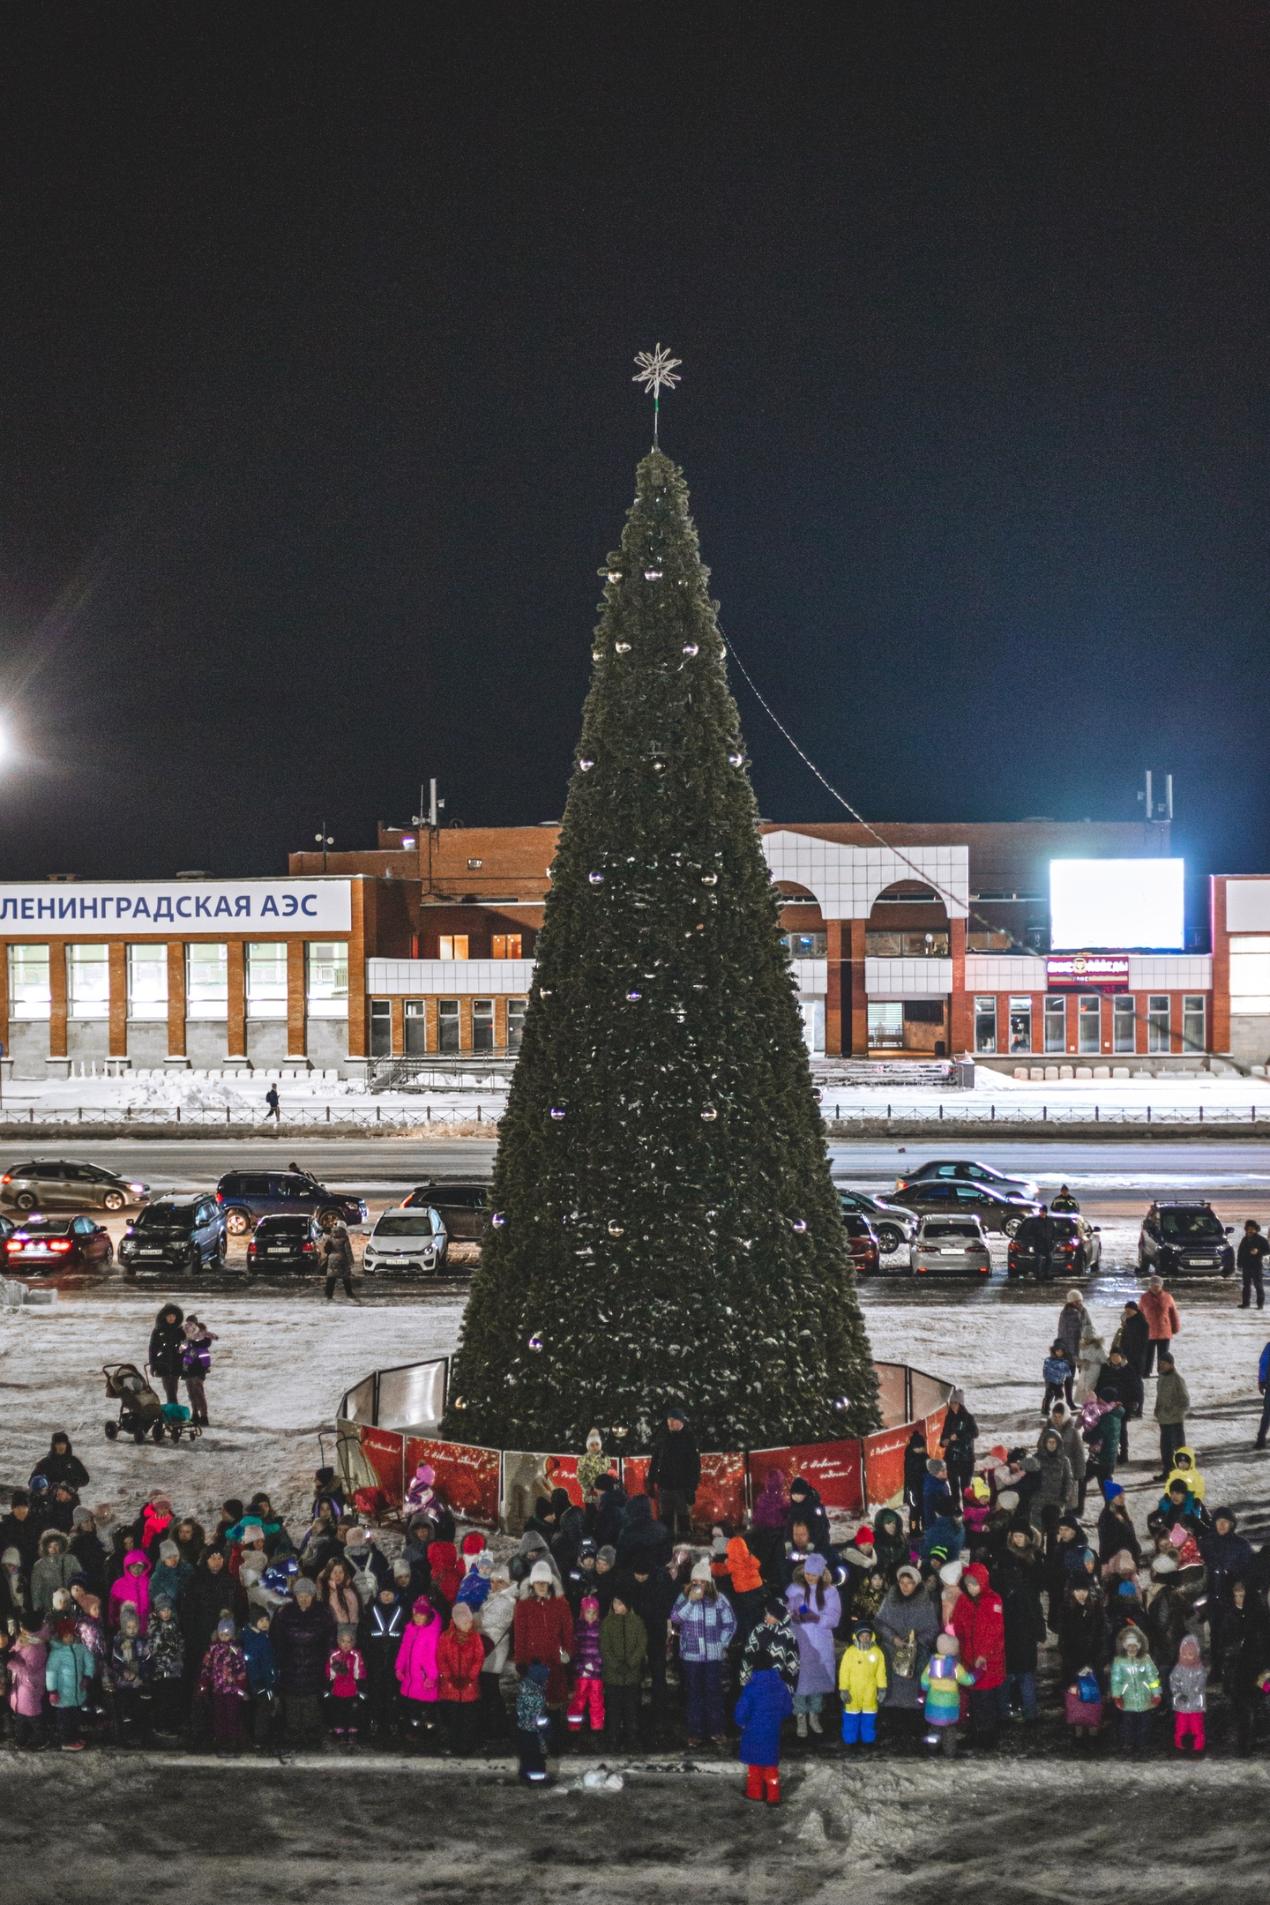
left=838, top=1618, right=888, bottom=1746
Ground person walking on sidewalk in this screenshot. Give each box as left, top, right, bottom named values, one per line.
left=1139, top=1278, right=1181, bottom=1378
left=1153, top=1353, right=1190, bottom=1479
left=265, top=1083, right=281, bottom=1128
left=1238, top=1220, right=1270, bottom=1311
left=321, top=1220, right=360, bottom=1304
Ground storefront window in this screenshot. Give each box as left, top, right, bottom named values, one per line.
left=472, top=999, right=494, bottom=1053
left=1008, top=996, right=1032, bottom=1053
left=66, top=944, right=109, bottom=1020
left=186, top=944, right=228, bottom=1019
left=246, top=942, right=288, bottom=1020
left=1078, top=995, right=1101, bottom=1054
left=127, top=943, right=167, bottom=1020
left=507, top=997, right=527, bottom=1052
left=1148, top=994, right=1171, bottom=1054
left=867, top=1002, right=904, bottom=1049
left=404, top=1000, right=427, bottom=1056
left=1183, top=994, right=1206, bottom=1055
left=781, top=931, right=829, bottom=956
left=9, top=945, right=50, bottom=1020
left=438, top=999, right=460, bottom=1054
left=1044, top=995, right=1066, bottom=1053
left=1113, top=995, right=1137, bottom=1054
left=306, top=942, right=347, bottom=1019
left=974, top=997, right=997, bottom=1053
left=369, top=1000, right=392, bottom=1057
left=864, top=929, right=950, bottom=957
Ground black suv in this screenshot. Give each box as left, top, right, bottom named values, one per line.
left=215, top=1170, right=368, bottom=1237
left=246, top=1213, right=325, bottom=1275
left=1138, top=1203, right=1235, bottom=1278
left=120, top=1197, right=227, bottom=1278
left=401, top=1181, right=488, bottom=1246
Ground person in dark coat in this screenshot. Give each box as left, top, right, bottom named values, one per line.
left=180, top=1548, right=239, bottom=1700
left=1058, top=1580, right=1108, bottom=1689
left=1202, top=1508, right=1256, bottom=1676
left=941, top=1392, right=978, bottom=1510
left=1095, top=1350, right=1144, bottom=1461
left=271, top=1578, right=337, bottom=1744
left=785, top=1477, right=832, bottom=1556
left=0, top=1490, right=40, bottom=1574
left=1113, top=1301, right=1150, bottom=1388
left=903, top=1430, right=928, bottom=1536
left=647, top=1403, right=701, bottom=1539
left=1238, top=1219, right=1270, bottom=1311
left=1096, top=1486, right=1141, bottom=1570
left=997, top=1531, right=1047, bottom=1721
left=148, top=1303, right=186, bottom=1407
left=615, top=1495, right=671, bottom=1573
left=626, top=1557, right=679, bottom=1742
left=1222, top=1580, right=1270, bottom=1751
left=32, top=1432, right=89, bottom=1495
left=68, top=1507, right=109, bottom=1600
left=591, top=1474, right=627, bottom=1550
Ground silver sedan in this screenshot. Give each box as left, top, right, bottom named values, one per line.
left=909, top=1214, right=993, bottom=1279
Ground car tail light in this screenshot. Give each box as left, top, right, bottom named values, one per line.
left=248, top=1242, right=257, bottom=1257
left=48, top=1240, right=72, bottom=1254
left=0, top=1174, right=10, bottom=1184
left=979, top=1266, right=990, bottom=1276
left=916, top=1266, right=927, bottom=1274
left=216, top=1191, right=224, bottom=1202
left=303, top=1241, right=317, bottom=1256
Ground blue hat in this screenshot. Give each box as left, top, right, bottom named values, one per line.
left=1103, top=1482, right=1124, bottom=1501
left=1117, top=1580, right=1137, bottom=1597
left=526, top=1662, right=550, bottom=1687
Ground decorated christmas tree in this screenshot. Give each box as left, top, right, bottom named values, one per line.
left=446, top=364, right=878, bottom=1453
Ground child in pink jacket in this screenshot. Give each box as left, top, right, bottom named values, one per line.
left=108, top=1550, right=150, bottom=1630
left=8, top=1621, right=48, bottom=1749
left=395, top=1596, right=440, bottom=1742
left=327, top=1624, right=367, bottom=1740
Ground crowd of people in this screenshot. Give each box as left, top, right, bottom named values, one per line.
left=4, top=1312, right=1270, bottom=1798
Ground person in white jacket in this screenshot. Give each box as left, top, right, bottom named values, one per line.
left=478, top=1560, right=517, bottom=1743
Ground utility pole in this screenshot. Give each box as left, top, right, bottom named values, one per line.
left=314, top=821, right=334, bottom=873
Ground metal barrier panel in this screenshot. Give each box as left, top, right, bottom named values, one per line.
left=873, top=1362, right=910, bottom=1430
left=403, top=1436, right=501, bottom=1530
left=910, top=1366, right=954, bottom=1418
left=335, top=1417, right=377, bottom=1492
left=374, top=1359, right=448, bottom=1432
left=340, top=1373, right=378, bottom=1424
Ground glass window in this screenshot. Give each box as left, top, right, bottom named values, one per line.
left=8, top=945, right=51, bottom=1020
left=404, top=999, right=427, bottom=1056
left=1148, top=994, right=1171, bottom=1054
left=1078, top=995, right=1102, bottom=1054
left=1044, top=995, right=1066, bottom=1053
left=369, top=999, right=392, bottom=1057
left=127, top=943, right=167, bottom=1020
left=438, top=935, right=469, bottom=960
left=306, top=942, right=347, bottom=1019
left=1183, top=994, right=1206, bottom=1055
left=186, top=944, right=228, bottom=1018
left=781, top=931, right=828, bottom=956
left=868, top=1002, right=904, bottom=1049
left=472, top=999, right=494, bottom=1053
left=1008, top=996, right=1032, bottom=1053
left=865, top=929, right=950, bottom=957
left=1113, top=994, right=1137, bottom=1053
left=507, top=997, right=527, bottom=1052
left=491, top=934, right=522, bottom=960
left=974, top=996, right=997, bottom=1053
left=67, top=944, right=109, bottom=1020
left=246, top=942, right=288, bottom=1019
left=438, top=999, right=460, bottom=1054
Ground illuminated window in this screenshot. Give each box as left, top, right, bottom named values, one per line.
left=438, top=1000, right=460, bottom=1053
left=438, top=935, right=469, bottom=960
left=1044, top=995, right=1066, bottom=1053
left=246, top=942, right=288, bottom=1020
left=1229, top=943, right=1270, bottom=1012
left=1078, top=995, right=1101, bottom=1054
left=491, top=934, right=522, bottom=960
left=1147, top=994, right=1171, bottom=1054
left=1113, top=995, right=1136, bottom=1054
left=974, top=997, right=997, bottom=1053
left=67, top=944, right=109, bottom=1020
left=186, top=944, right=228, bottom=1018
left=9, top=945, right=50, bottom=1020
left=1008, top=996, right=1032, bottom=1052
left=305, top=942, right=347, bottom=1019
left=127, top=944, right=168, bottom=1021
left=1183, top=995, right=1206, bottom=1054
left=867, top=1003, right=903, bottom=1049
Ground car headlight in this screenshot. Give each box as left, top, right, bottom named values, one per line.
left=128, top=1184, right=146, bottom=1195
left=120, top=1238, right=136, bottom=1255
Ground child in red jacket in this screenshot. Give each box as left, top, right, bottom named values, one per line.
left=327, top=1624, right=367, bottom=1741
left=437, top=1602, right=484, bottom=1756
left=950, top=1562, right=1006, bottom=1746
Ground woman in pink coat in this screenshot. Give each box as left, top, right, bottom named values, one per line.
left=108, top=1550, right=151, bottom=1630
left=8, top=1623, right=48, bottom=1748
left=395, top=1596, right=441, bottom=1737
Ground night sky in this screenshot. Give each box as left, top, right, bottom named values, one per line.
left=2, top=4, right=1268, bottom=898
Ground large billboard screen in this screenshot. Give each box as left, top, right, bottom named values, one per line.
left=1049, top=858, right=1185, bottom=951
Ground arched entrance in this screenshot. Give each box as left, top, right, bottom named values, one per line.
left=864, top=880, right=952, bottom=1058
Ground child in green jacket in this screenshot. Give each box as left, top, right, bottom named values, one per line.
left=919, top=1632, right=974, bottom=1757
left=600, top=1595, right=647, bottom=1751
left=1109, top=1627, right=1161, bottom=1755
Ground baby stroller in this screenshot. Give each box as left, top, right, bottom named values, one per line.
left=102, top=1363, right=201, bottom=1444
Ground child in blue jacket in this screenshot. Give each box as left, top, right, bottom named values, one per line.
left=242, top=1609, right=279, bottom=1747
left=45, top=1617, right=94, bottom=1752
left=735, top=1635, right=794, bottom=1805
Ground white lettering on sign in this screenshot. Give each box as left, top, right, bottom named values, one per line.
left=0, top=881, right=352, bottom=937
left=1046, top=954, right=1130, bottom=991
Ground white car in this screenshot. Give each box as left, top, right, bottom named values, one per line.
left=909, top=1214, right=992, bottom=1279
left=362, top=1206, right=448, bottom=1276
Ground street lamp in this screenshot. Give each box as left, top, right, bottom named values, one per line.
left=314, top=823, right=334, bottom=873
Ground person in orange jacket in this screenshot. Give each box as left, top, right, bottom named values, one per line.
left=1139, top=1277, right=1181, bottom=1377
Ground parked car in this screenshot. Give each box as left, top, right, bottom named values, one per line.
left=215, top=1170, right=368, bottom=1237
left=363, top=1206, right=449, bottom=1277
left=1007, top=1212, right=1101, bottom=1280
left=119, top=1196, right=227, bottom=1278
left=837, top=1189, right=918, bottom=1256
left=893, top=1158, right=1040, bottom=1201
left=1137, top=1202, right=1235, bottom=1278
left=400, top=1181, right=489, bottom=1245
left=0, top=1159, right=150, bottom=1214
left=0, top=1213, right=114, bottom=1275
left=909, top=1214, right=993, bottom=1278
left=840, top=1210, right=882, bottom=1276
left=246, top=1213, right=325, bottom=1275
left=892, top=1178, right=1041, bottom=1236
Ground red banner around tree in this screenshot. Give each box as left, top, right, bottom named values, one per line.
left=620, top=1454, right=650, bottom=1499
left=404, top=1437, right=501, bottom=1530
left=749, top=1439, right=865, bottom=1517
left=862, top=1424, right=914, bottom=1508
left=358, top=1426, right=406, bottom=1504
left=692, top=1453, right=747, bottom=1531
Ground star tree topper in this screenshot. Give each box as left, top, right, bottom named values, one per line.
left=632, top=343, right=682, bottom=446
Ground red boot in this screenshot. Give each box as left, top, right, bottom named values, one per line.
left=744, top=1764, right=765, bottom=1802
left=763, top=1768, right=782, bottom=1806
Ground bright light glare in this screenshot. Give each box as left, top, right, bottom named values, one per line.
left=1049, top=858, right=1185, bottom=951
left=0, top=720, right=11, bottom=764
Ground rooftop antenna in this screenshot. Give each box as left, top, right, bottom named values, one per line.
left=412, top=779, right=445, bottom=831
